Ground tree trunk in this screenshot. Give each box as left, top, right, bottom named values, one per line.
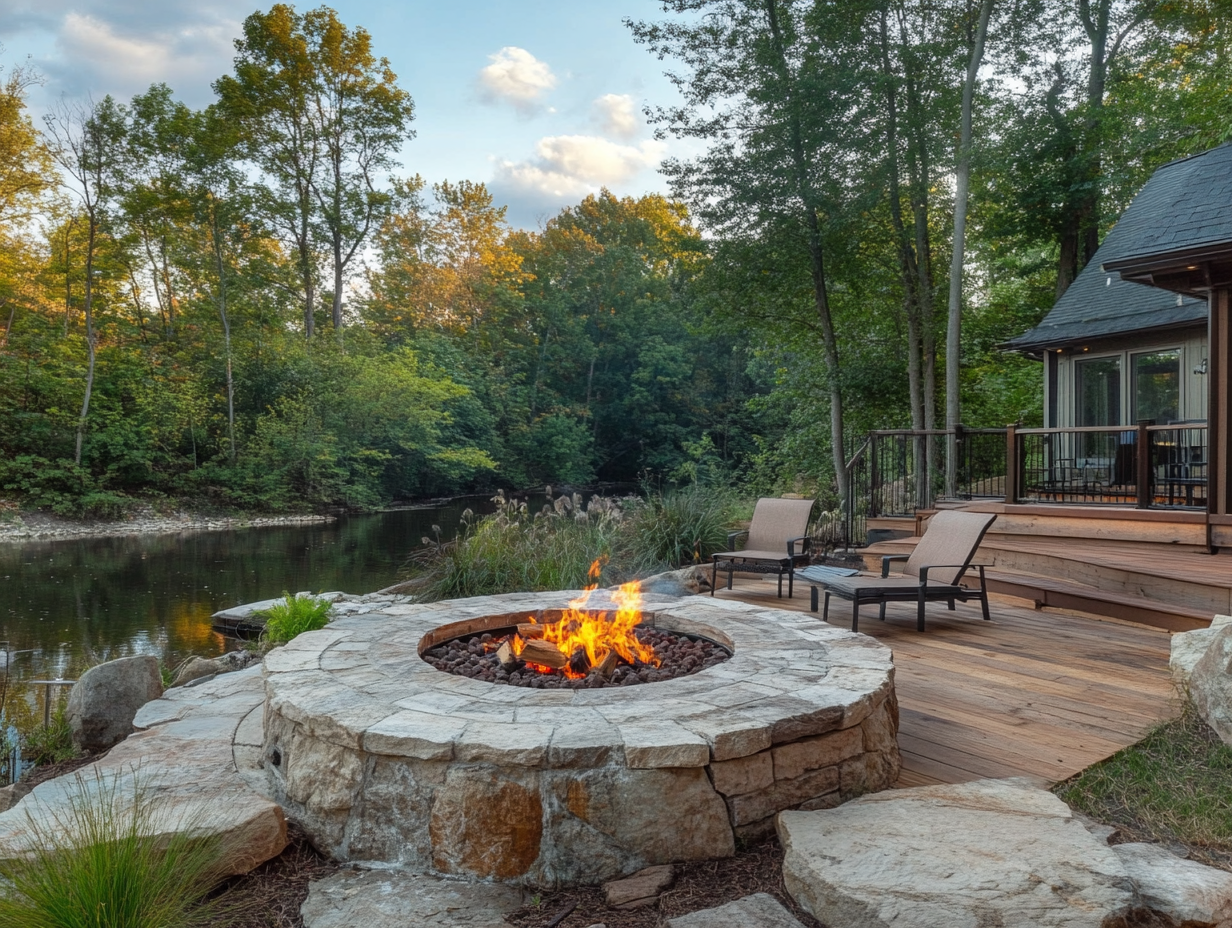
left=75, top=221, right=97, bottom=467
left=946, top=0, right=994, bottom=497
left=765, top=0, right=846, bottom=501
left=213, top=210, right=237, bottom=463
left=1, top=302, right=14, bottom=349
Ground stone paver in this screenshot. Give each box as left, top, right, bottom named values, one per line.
left=666, top=893, right=806, bottom=928
left=779, top=777, right=1232, bottom=928
left=300, top=868, right=524, bottom=928
left=0, top=665, right=284, bottom=877
left=262, top=592, right=899, bottom=886
left=779, top=777, right=1137, bottom=928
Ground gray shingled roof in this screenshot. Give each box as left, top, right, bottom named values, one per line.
left=1004, top=144, right=1232, bottom=352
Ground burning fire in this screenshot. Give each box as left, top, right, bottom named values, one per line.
left=511, top=559, right=659, bottom=678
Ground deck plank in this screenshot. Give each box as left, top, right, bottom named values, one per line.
left=716, top=580, right=1176, bottom=787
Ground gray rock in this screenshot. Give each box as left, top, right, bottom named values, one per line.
left=1113, top=842, right=1232, bottom=928
left=630, top=566, right=712, bottom=597
left=604, top=864, right=674, bottom=907
left=667, top=894, right=805, bottom=928
left=170, top=651, right=257, bottom=687
left=66, top=655, right=163, bottom=753
left=1172, top=614, right=1232, bottom=687
left=778, top=777, right=1137, bottom=928
left=300, top=869, right=524, bottom=928
left=1191, top=625, right=1232, bottom=746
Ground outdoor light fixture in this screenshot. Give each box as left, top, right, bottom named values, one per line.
left=1194, top=358, right=1208, bottom=375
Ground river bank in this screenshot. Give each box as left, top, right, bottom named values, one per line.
left=0, top=504, right=335, bottom=545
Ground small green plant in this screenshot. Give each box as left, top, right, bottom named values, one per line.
left=22, top=705, right=77, bottom=767
left=0, top=771, right=241, bottom=927
left=258, top=593, right=334, bottom=644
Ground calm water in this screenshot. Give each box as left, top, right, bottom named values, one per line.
left=0, top=499, right=493, bottom=683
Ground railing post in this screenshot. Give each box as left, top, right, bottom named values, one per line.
left=1136, top=420, right=1153, bottom=509
left=1005, top=424, right=1018, bottom=503
left=869, top=434, right=879, bottom=519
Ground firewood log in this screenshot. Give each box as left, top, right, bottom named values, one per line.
left=519, top=638, right=567, bottom=669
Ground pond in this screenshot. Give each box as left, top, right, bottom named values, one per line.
left=0, top=498, right=497, bottom=684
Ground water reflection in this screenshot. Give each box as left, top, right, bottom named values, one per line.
left=1, top=498, right=489, bottom=682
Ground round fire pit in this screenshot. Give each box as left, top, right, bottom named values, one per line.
left=261, top=592, right=899, bottom=887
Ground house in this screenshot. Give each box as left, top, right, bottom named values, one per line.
left=851, top=144, right=1232, bottom=630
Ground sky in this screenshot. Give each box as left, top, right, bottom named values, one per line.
left=0, top=0, right=696, bottom=227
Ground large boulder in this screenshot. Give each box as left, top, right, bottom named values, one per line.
left=1191, top=624, right=1232, bottom=746
left=778, top=777, right=1138, bottom=928
left=1172, top=615, right=1232, bottom=686
left=66, top=654, right=163, bottom=753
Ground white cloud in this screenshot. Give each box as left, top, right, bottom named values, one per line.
left=490, top=134, right=666, bottom=224
left=498, top=134, right=664, bottom=195
left=478, top=46, right=556, bottom=113
left=44, top=11, right=238, bottom=105
left=593, top=93, right=641, bottom=140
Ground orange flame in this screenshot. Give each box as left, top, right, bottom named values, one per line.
left=513, top=559, right=658, bottom=678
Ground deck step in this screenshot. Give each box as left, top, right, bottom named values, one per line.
left=859, top=538, right=1218, bottom=632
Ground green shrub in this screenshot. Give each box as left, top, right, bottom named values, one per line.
left=0, top=771, right=240, bottom=928
left=258, top=593, right=334, bottom=644
left=621, top=483, right=742, bottom=573
left=22, top=705, right=77, bottom=767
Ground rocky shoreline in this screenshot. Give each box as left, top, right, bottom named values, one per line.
left=0, top=507, right=334, bottom=544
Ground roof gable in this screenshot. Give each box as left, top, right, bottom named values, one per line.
left=1004, top=145, right=1232, bottom=351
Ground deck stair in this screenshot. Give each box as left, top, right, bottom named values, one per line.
left=858, top=503, right=1227, bottom=632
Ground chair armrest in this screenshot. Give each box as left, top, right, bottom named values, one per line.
left=881, top=554, right=909, bottom=578
left=786, top=535, right=811, bottom=557
left=727, top=529, right=749, bottom=549
left=917, top=564, right=989, bottom=586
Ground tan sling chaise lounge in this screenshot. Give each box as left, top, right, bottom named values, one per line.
left=809, top=510, right=997, bottom=631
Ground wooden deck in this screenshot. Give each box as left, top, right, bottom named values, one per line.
left=716, top=579, right=1178, bottom=788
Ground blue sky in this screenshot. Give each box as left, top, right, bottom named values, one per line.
left=0, top=0, right=694, bottom=227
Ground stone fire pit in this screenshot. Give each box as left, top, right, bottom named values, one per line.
left=262, top=592, right=899, bottom=887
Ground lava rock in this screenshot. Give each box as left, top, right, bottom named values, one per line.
left=66, top=654, right=163, bottom=753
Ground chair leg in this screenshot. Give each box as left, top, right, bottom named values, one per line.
left=980, top=589, right=991, bottom=621
left=777, top=571, right=783, bottom=598
left=947, top=599, right=956, bottom=611
left=917, top=594, right=926, bottom=632
left=878, top=602, right=887, bottom=622
left=823, top=591, right=831, bottom=622
left=810, top=586, right=819, bottom=612
left=788, top=569, right=794, bottom=599
left=710, top=561, right=717, bottom=596
left=852, top=598, right=860, bottom=632
left=727, top=566, right=734, bottom=591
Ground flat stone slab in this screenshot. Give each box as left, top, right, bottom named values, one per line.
left=300, top=869, right=524, bottom=928
left=779, top=777, right=1138, bottom=928
left=604, top=864, right=675, bottom=907
left=0, top=665, right=285, bottom=877
left=262, top=592, right=899, bottom=886
left=1112, top=842, right=1232, bottom=927
left=666, top=893, right=806, bottom=928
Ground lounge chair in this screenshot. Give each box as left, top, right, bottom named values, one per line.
left=710, top=497, right=815, bottom=598
left=809, top=510, right=996, bottom=631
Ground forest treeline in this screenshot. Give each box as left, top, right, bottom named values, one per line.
left=0, top=2, right=1229, bottom=515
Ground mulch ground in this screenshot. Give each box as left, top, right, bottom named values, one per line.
left=212, top=833, right=813, bottom=928
left=220, top=825, right=342, bottom=928
left=20, top=753, right=98, bottom=788
left=504, top=838, right=820, bottom=928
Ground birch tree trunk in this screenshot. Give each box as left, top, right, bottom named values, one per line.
left=945, top=0, right=994, bottom=497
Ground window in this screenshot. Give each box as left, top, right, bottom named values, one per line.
left=1076, top=356, right=1121, bottom=427
left=1132, top=350, right=1180, bottom=423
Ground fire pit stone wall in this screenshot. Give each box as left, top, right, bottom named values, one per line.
left=260, top=593, right=899, bottom=888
